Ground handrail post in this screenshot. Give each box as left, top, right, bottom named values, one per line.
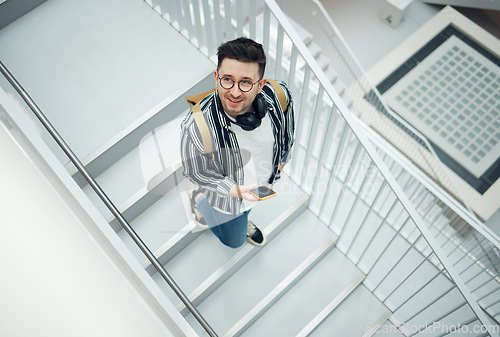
left=0, top=60, right=218, bottom=337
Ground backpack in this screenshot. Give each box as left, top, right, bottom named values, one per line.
left=184, top=79, right=288, bottom=157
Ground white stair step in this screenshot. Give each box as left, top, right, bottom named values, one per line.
left=288, top=16, right=314, bottom=46
left=316, top=54, right=330, bottom=71
left=178, top=194, right=310, bottom=315
left=225, top=235, right=338, bottom=336
left=349, top=105, right=362, bottom=117
left=117, top=177, right=194, bottom=264
left=82, top=145, right=146, bottom=221
left=297, top=52, right=330, bottom=73
left=138, top=115, right=185, bottom=193
left=241, top=248, right=364, bottom=336
left=333, top=78, right=347, bottom=95
left=341, top=92, right=354, bottom=108
left=183, top=209, right=335, bottom=335
left=372, top=320, right=406, bottom=337
left=109, top=166, right=183, bottom=232
left=299, top=273, right=366, bottom=337
left=325, top=67, right=338, bottom=83
left=362, top=311, right=393, bottom=337
left=308, top=41, right=322, bottom=58
left=309, top=283, right=388, bottom=337
left=82, top=114, right=188, bottom=232
left=144, top=221, right=200, bottom=274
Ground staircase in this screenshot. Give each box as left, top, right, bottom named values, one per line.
left=1, top=0, right=498, bottom=335
left=72, top=22, right=390, bottom=337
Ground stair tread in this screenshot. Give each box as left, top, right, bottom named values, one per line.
left=308, top=42, right=322, bottom=57
left=341, top=92, right=354, bottom=108
left=288, top=16, right=314, bottom=46
left=241, top=248, right=364, bottom=337
left=185, top=209, right=336, bottom=335
left=372, top=321, right=406, bottom=337
left=325, top=67, right=338, bottom=83
left=316, top=54, right=330, bottom=70
left=333, top=78, right=347, bottom=95
left=0, top=0, right=214, bottom=160
left=82, top=115, right=185, bottom=221
left=309, top=284, right=388, bottom=337
left=82, top=146, right=144, bottom=219
left=139, top=115, right=185, bottom=193
left=117, top=178, right=192, bottom=263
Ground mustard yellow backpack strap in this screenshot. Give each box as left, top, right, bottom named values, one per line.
left=185, top=90, right=215, bottom=157
left=266, top=78, right=288, bottom=112
left=184, top=88, right=216, bottom=108
left=191, top=101, right=213, bottom=157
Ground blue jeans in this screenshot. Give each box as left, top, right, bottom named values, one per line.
left=196, top=195, right=249, bottom=248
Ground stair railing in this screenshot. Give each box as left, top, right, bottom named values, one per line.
left=146, top=0, right=499, bottom=333
left=0, top=60, right=218, bottom=337
left=273, top=0, right=500, bottom=324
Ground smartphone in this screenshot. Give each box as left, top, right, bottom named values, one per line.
left=249, top=185, right=277, bottom=201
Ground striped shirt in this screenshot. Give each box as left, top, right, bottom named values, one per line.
left=180, top=81, right=295, bottom=215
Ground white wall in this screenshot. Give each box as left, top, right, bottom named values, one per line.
left=0, top=104, right=192, bottom=336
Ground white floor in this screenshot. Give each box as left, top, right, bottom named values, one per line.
left=321, top=0, right=441, bottom=71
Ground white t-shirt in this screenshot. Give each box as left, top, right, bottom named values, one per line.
left=226, top=113, right=274, bottom=212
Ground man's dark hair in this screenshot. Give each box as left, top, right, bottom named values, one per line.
left=217, top=37, right=266, bottom=79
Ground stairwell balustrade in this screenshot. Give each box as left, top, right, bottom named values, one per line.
left=274, top=0, right=500, bottom=326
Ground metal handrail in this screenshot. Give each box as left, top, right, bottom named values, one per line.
left=0, top=60, right=218, bottom=337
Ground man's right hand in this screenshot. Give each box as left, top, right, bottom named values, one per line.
left=229, top=184, right=259, bottom=201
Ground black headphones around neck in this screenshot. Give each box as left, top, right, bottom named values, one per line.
left=231, top=94, right=268, bottom=131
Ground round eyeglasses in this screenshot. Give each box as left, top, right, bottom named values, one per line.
left=218, top=76, right=261, bottom=92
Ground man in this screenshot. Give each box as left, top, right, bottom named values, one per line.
left=180, top=37, right=294, bottom=248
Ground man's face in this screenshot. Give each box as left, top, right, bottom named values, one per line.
left=215, top=58, right=266, bottom=118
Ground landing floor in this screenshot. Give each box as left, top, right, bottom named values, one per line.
left=0, top=0, right=213, bottom=160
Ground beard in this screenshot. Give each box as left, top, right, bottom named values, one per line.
left=219, top=91, right=254, bottom=118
